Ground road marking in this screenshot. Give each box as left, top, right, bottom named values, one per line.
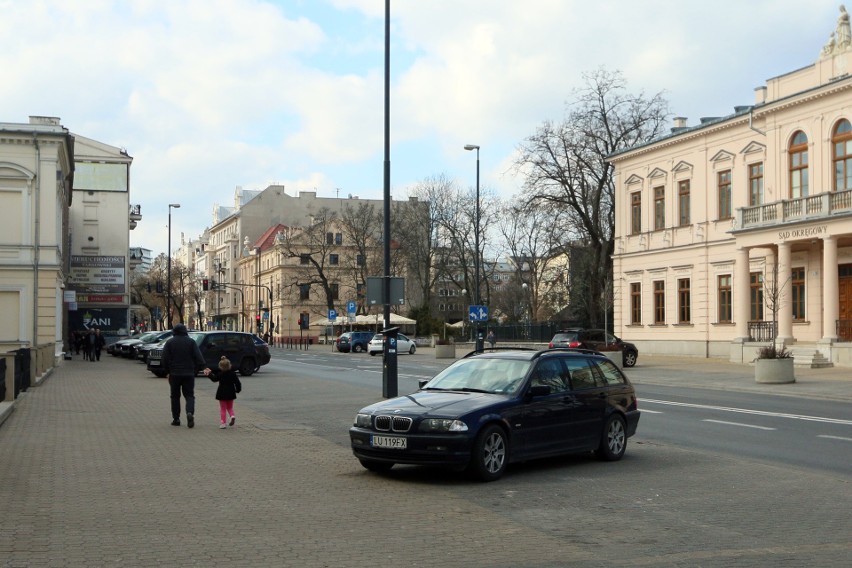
left=640, top=409, right=663, bottom=414
left=703, top=419, right=776, bottom=431
left=640, top=398, right=852, bottom=426
left=818, top=435, right=852, bottom=442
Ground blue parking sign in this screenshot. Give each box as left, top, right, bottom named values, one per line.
left=328, top=309, right=337, bottom=321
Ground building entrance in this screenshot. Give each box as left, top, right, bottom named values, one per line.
left=840, top=264, right=852, bottom=340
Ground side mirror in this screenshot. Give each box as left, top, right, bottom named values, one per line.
left=418, top=379, right=429, bottom=390
left=528, top=385, right=551, bottom=398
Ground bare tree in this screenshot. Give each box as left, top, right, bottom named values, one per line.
left=497, top=199, right=570, bottom=322
left=275, top=208, right=342, bottom=316
left=339, top=201, right=383, bottom=314
left=515, top=67, right=669, bottom=326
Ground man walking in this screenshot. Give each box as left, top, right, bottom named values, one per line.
left=162, top=323, right=206, bottom=428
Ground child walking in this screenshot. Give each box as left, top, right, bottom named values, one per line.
left=204, top=356, right=242, bottom=429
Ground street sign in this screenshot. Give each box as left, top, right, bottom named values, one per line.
left=328, top=308, right=337, bottom=321
left=468, top=305, right=489, bottom=322
left=347, top=300, right=356, bottom=315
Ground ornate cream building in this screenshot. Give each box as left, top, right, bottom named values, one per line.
left=610, top=7, right=852, bottom=366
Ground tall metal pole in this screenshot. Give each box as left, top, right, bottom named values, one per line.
left=167, top=203, right=180, bottom=329
left=381, top=0, right=397, bottom=398
left=464, top=145, right=481, bottom=306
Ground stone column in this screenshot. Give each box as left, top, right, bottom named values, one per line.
left=777, top=242, right=793, bottom=343
left=735, top=247, right=751, bottom=341
left=822, top=236, right=839, bottom=342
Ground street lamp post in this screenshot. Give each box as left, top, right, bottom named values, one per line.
left=463, top=145, right=480, bottom=308
left=464, top=144, right=482, bottom=351
left=167, top=203, right=180, bottom=329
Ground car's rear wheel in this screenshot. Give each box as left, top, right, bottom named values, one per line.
left=623, top=350, right=637, bottom=367
left=467, top=424, right=508, bottom=482
left=409, top=345, right=416, bottom=354
left=239, top=358, right=256, bottom=376
left=596, top=414, right=627, bottom=461
left=353, top=343, right=364, bottom=353
left=369, top=351, right=378, bottom=356
left=359, top=459, right=393, bottom=473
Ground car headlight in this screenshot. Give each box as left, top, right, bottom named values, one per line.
left=354, top=413, right=372, bottom=428
left=419, top=418, right=468, bottom=433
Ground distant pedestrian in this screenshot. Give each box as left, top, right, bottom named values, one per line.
left=204, top=356, right=242, bottom=429
left=486, top=330, right=496, bottom=348
left=85, top=329, right=97, bottom=362
left=162, top=323, right=206, bottom=428
left=93, top=328, right=106, bottom=361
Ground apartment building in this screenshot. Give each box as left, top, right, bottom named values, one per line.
left=196, top=184, right=421, bottom=333
left=610, top=8, right=852, bottom=366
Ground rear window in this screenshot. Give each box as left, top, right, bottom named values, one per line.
left=553, top=332, right=578, bottom=342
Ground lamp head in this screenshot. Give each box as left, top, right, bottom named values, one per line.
left=464, top=144, right=479, bottom=151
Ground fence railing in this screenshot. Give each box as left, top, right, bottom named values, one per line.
left=747, top=321, right=777, bottom=342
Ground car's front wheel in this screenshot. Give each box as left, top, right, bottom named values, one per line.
left=239, top=358, right=256, bottom=376
left=359, top=459, right=393, bottom=473
left=596, top=414, right=627, bottom=461
left=467, top=424, right=508, bottom=482
left=408, top=345, right=416, bottom=354
left=623, top=350, right=638, bottom=367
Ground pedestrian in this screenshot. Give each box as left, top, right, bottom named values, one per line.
left=93, top=328, right=106, bottom=361
left=161, top=323, right=206, bottom=428
left=204, top=356, right=242, bottom=429
left=86, top=329, right=97, bottom=362
left=486, top=330, right=496, bottom=348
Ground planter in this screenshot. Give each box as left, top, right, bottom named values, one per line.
left=754, top=357, right=795, bottom=384
left=435, top=344, right=456, bottom=359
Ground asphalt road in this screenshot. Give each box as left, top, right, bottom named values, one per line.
left=209, top=348, right=852, bottom=478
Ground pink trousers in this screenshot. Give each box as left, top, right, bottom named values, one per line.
left=219, top=400, right=235, bottom=424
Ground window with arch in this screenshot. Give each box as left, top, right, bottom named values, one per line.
left=833, top=119, right=852, bottom=192
left=789, top=131, right=809, bottom=199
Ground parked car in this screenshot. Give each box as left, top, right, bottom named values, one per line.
left=350, top=347, right=641, bottom=481
left=335, top=331, right=374, bottom=353
left=110, top=331, right=159, bottom=357
left=548, top=328, right=638, bottom=367
left=147, top=331, right=266, bottom=377
left=368, top=333, right=416, bottom=356
left=132, top=330, right=174, bottom=362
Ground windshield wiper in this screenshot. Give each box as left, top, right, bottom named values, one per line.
left=457, top=387, right=491, bottom=393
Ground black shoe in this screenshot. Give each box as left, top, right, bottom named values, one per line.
left=171, top=419, right=180, bottom=426
left=187, top=413, right=194, bottom=428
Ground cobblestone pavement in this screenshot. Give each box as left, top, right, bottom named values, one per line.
left=0, top=354, right=849, bottom=567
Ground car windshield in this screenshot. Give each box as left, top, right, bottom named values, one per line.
left=371, top=334, right=382, bottom=342
left=188, top=332, right=205, bottom=345
left=423, top=357, right=532, bottom=395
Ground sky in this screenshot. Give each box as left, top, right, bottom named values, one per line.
left=0, top=0, right=843, bottom=257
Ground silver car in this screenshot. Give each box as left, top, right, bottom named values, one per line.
left=368, top=333, right=416, bottom=356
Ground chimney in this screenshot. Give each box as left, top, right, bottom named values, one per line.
left=673, top=117, right=687, bottom=128
left=754, top=86, right=767, bottom=105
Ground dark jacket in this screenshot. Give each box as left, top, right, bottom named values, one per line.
left=162, top=324, right=205, bottom=377
left=208, top=368, right=242, bottom=401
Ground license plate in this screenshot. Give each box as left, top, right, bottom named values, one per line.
left=149, top=359, right=160, bottom=366
left=371, top=435, right=407, bottom=450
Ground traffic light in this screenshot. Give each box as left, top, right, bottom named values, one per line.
left=202, top=279, right=209, bottom=291
left=211, top=279, right=217, bottom=290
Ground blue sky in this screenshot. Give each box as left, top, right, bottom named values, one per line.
left=0, top=0, right=842, bottom=256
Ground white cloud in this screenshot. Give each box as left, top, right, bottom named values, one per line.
left=0, top=0, right=843, bottom=255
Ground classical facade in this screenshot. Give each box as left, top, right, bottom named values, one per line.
left=610, top=8, right=852, bottom=366
left=0, top=116, right=74, bottom=390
